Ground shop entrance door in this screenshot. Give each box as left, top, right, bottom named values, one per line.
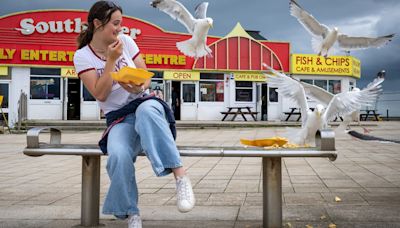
left=171, top=81, right=181, bottom=120
left=261, top=83, right=268, bottom=120
left=181, top=82, right=197, bottom=120
left=67, top=78, right=80, bottom=120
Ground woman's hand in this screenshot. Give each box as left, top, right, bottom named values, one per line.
left=107, top=39, right=123, bottom=62
left=119, top=82, right=145, bottom=94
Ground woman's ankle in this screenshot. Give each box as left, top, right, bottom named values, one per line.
left=172, top=167, right=186, bottom=179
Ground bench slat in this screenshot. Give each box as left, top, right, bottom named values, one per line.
left=24, top=144, right=337, bottom=161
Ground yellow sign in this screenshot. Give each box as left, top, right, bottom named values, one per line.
left=164, top=71, right=200, bottom=81
left=291, top=54, right=361, bottom=78
left=0, top=96, right=3, bottom=106
left=61, top=67, right=78, bottom=78
left=0, top=66, right=8, bottom=76
left=0, top=49, right=16, bottom=60
left=234, top=73, right=266, bottom=81
left=142, top=54, right=186, bottom=66
left=352, top=57, right=361, bottom=78
left=21, top=49, right=75, bottom=62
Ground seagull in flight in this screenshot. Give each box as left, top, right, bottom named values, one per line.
left=263, top=63, right=384, bottom=145
left=289, top=0, right=395, bottom=57
left=150, top=0, right=213, bottom=58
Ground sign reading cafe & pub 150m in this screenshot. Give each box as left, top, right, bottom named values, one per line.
left=291, top=54, right=361, bottom=78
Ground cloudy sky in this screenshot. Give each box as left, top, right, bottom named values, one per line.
left=1, top=0, right=399, bottom=91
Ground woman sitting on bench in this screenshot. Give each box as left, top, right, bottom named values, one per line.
left=73, top=1, right=195, bottom=227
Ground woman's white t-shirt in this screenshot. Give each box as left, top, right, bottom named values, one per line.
left=73, top=34, right=144, bottom=114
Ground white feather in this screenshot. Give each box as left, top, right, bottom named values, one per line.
left=265, top=62, right=385, bottom=145
left=151, top=0, right=213, bottom=58
left=289, top=0, right=395, bottom=56
left=263, top=63, right=309, bottom=126
left=338, top=34, right=395, bottom=51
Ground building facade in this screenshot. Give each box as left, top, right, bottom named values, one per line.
left=0, top=10, right=292, bottom=126
left=0, top=10, right=363, bottom=126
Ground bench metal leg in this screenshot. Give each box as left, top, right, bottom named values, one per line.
left=262, top=157, right=282, bottom=228
left=81, top=156, right=101, bottom=227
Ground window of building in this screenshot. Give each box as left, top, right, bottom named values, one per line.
left=31, top=68, right=61, bottom=75
left=148, top=71, right=164, bottom=99
left=199, top=73, right=224, bottom=102
left=150, top=71, right=164, bottom=92
left=300, top=78, right=341, bottom=95
left=300, top=79, right=313, bottom=85
left=349, top=81, right=355, bottom=91
left=200, top=73, right=224, bottom=80
left=200, top=81, right=224, bottom=102
left=314, top=80, right=327, bottom=90
left=328, top=80, right=341, bottom=94
left=269, top=87, right=278, bottom=102
left=30, top=77, right=61, bottom=100
left=0, top=83, right=9, bottom=108
left=235, top=81, right=253, bottom=102
left=182, top=84, right=195, bottom=103
left=30, top=68, right=61, bottom=100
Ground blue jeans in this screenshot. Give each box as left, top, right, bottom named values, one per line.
left=102, top=99, right=182, bottom=218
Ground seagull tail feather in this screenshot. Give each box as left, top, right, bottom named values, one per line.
left=311, top=37, right=322, bottom=54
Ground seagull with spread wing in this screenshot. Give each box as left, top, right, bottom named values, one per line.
left=263, top=63, right=384, bottom=145
left=289, top=0, right=395, bottom=57
left=150, top=0, right=213, bottom=58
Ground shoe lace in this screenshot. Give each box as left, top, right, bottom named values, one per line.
left=129, top=215, right=141, bottom=228
left=177, top=178, right=191, bottom=201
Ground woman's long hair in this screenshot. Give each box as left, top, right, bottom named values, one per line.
left=77, top=1, right=122, bottom=49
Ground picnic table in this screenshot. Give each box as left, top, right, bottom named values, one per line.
left=360, top=109, right=380, bottom=121
left=283, top=107, right=343, bottom=122
left=221, top=106, right=258, bottom=121
left=283, top=107, right=301, bottom=121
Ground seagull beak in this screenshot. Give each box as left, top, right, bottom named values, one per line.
left=317, top=111, right=321, bottom=117
left=209, top=22, right=213, bottom=28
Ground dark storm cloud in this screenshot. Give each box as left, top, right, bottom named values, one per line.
left=1, top=0, right=399, bottom=91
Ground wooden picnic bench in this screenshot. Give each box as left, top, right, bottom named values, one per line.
left=221, top=106, right=258, bottom=121
left=23, top=127, right=336, bottom=228
left=284, top=108, right=302, bottom=121
left=284, top=107, right=343, bottom=122
left=360, top=109, right=380, bottom=121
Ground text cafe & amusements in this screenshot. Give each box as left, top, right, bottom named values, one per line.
left=0, top=9, right=293, bottom=125
left=284, top=53, right=361, bottom=117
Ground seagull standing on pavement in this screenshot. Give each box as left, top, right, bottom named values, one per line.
left=289, top=0, right=395, bottom=57
left=150, top=0, right=213, bottom=58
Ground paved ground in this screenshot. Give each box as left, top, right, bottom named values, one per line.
left=0, top=122, right=400, bottom=228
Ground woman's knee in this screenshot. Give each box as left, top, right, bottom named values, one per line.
left=107, top=144, right=134, bottom=167
left=136, top=100, right=164, bottom=118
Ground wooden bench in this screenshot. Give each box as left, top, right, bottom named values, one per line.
left=360, top=110, right=381, bottom=121
left=283, top=111, right=301, bottom=121
left=221, top=111, right=258, bottom=115
left=221, top=106, right=258, bottom=121
left=23, top=127, right=337, bottom=228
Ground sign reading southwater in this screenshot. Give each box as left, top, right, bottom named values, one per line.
left=291, top=54, right=361, bottom=78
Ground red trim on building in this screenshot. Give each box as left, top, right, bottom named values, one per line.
left=193, top=36, right=289, bottom=72
left=0, top=10, right=289, bottom=72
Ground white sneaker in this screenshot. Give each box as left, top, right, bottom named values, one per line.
left=176, top=176, right=195, bottom=213
left=128, top=214, right=142, bottom=228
